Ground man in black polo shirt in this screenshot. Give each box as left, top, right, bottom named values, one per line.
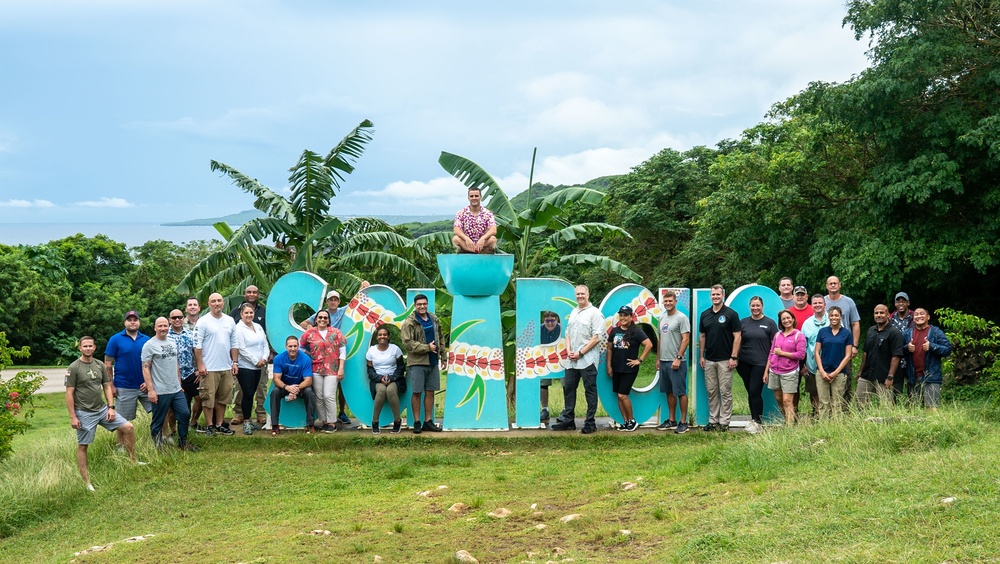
left=856, top=304, right=905, bottom=407
left=698, top=285, right=742, bottom=432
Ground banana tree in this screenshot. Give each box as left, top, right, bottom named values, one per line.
left=415, top=150, right=641, bottom=406
left=177, top=119, right=433, bottom=304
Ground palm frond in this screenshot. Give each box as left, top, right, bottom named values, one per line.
left=335, top=250, right=434, bottom=288
left=325, top=119, right=375, bottom=180
left=413, top=230, right=454, bottom=248
left=288, top=150, right=335, bottom=234
left=210, top=160, right=294, bottom=222
left=524, top=187, right=605, bottom=228
left=438, top=151, right=516, bottom=223
left=545, top=222, right=632, bottom=246
left=540, top=253, right=642, bottom=282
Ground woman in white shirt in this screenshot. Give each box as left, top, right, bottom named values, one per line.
left=366, top=326, right=406, bottom=434
left=233, top=303, right=269, bottom=435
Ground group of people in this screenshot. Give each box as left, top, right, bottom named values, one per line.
left=64, top=283, right=453, bottom=489
left=697, top=277, right=953, bottom=434
left=65, top=261, right=954, bottom=491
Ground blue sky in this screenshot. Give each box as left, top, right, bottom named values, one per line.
left=0, top=0, right=870, bottom=224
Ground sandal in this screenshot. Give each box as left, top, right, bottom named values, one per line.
left=271, top=425, right=280, bottom=436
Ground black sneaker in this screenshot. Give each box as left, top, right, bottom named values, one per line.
left=665, top=419, right=678, bottom=429
left=391, top=420, right=402, bottom=434
left=413, top=421, right=422, bottom=434
left=422, top=420, right=442, bottom=432
left=703, top=423, right=717, bottom=432
left=372, top=422, right=381, bottom=435
left=624, top=420, right=638, bottom=432
left=581, top=424, right=597, bottom=434
left=194, top=424, right=207, bottom=434
left=674, top=422, right=689, bottom=434
left=216, top=425, right=235, bottom=436
left=656, top=420, right=671, bottom=430
left=551, top=420, right=576, bottom=431
left=717, top=424, right=729, bottom=432
left=204, top=425, right=217, bottom=437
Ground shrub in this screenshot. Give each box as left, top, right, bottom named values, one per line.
left=936, top=308, right=1000, bottom=402
left=0, top=332, right=44, bottom=462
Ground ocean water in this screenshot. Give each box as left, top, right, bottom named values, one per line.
left=0, top=223, right=224, bottom=247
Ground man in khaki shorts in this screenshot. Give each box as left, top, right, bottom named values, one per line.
left=194, top=293, right=238, bottom=436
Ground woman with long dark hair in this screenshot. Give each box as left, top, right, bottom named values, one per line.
left=736, top=296, right=777, bottom=433
left=233, top=303, right=269, bottom=435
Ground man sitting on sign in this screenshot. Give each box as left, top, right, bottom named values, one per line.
left=452, top=186, right=497, bottom=254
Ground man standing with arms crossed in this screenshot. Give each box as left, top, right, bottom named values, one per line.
left=824, top=276, right=861, bottom=406
left=105, top=310, right=150, bottom=449
left=66, top=336, right=144, bottom=491
left=699, top=285, right=741, bottom=432
left=194, top=293, right=238, bottom=437
left=656, top=290, right=691, bottom=434
left=552, top=285, right=605, bottom=434
left=401, top=293, right=445, bottom=433
left=142, top=317, right=198, bottom=451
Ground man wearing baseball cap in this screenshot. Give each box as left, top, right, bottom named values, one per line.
left=104, top=310, right=151, bottom=448
left=889, top=292, right=914, bottom=333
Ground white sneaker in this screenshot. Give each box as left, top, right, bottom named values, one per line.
left=746, top=421, right=762, bottom=434
left=86, top=483, right=95, bottom=492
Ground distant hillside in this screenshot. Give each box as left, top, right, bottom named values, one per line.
left=164, top=211, right=450, bottom=227
left=508, top=176, right=616, bottom=209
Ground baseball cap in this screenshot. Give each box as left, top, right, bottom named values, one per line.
left=618, top=305, right=633, bottom=315
left=793, top=286, right=808, bottom=295
left=124, top=310, right=140, bottom=320
left=326, top=290, right=341, bottom=300
left=895, top=292, right=909, bottom=301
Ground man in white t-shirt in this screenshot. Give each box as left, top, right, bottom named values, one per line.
left=194, top=293, right=238, bottom=437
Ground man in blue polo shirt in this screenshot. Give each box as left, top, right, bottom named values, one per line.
left=105, top=310, right=150, bottom=447
left=269, top=335, right=316, bottom=433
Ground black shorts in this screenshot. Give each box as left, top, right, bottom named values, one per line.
left=181, top=373, right=199, bottom=400
left=611, top=370, right=639, bottom=395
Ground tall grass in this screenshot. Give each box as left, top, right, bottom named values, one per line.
left=2, top=395, right=999, bottom=562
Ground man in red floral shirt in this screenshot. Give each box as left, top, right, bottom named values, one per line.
left=452, top=187, right=497, bottom=253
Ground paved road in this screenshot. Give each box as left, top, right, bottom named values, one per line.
left=1, top=367, right=67, bottom=395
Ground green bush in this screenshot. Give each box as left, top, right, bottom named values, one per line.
left=937, top=308, right=1000, bottom=402
left=0, top=332, right=44, bottom=462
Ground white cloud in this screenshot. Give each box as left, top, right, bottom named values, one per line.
left=352, top=176, right=468, bottom=211
left=0, top=199, right=55, bottom=208
left=74, top=197, right=135, bottom=208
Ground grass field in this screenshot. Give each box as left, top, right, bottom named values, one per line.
left=2, top=392, right=998, bottom=563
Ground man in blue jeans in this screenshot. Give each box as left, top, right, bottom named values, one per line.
left=269, top=336, right=316, bottom=434
left=141, top=317, right=198, bottom=451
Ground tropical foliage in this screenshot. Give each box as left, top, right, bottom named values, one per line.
left=176, top=119, right=433, bottom=306
left=429, top=150, right=639, bottom=287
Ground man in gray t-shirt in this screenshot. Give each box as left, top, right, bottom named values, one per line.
left=824, top=276, right=861, bottom=404
left=656, top=290, right=692, bottom=433
left=141, top=317, right=197, bottom=451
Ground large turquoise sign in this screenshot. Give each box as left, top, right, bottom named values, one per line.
left=266, top=257, right=785, bottom=430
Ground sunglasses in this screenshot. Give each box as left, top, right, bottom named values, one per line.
left=170, top=316, right=183, bottom=320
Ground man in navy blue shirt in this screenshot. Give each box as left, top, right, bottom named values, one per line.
left=105, top=310, right=150, bottom=447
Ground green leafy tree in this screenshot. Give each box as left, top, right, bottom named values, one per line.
left=176, top=119, right=433, bottom=305
left=598, top=146, right=718, bottom=287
